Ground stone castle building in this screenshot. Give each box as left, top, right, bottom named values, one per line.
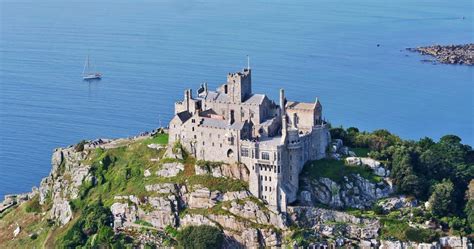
left=169, top=68, right=330, bottom=211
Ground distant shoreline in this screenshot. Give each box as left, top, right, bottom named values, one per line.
left=407, top=44, right=474, bottom=65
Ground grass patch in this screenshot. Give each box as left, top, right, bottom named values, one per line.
left=0, top=202, right=52, bottom=248
left=142, top=133, right=169, bottom=145
left=301, top=159, right=382, bottom=184
left=379, top=218, right=440, bottom=242
left=135, top=220, right=154, bottom=227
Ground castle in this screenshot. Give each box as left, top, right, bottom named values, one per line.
left=169, top=68, right=330, bottom=212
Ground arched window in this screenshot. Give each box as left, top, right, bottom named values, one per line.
left=227, top=149, right=234, bottom=158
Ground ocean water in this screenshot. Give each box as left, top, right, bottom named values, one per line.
left=0, top=0, right=473, bottom=199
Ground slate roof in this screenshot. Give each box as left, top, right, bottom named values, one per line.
left=176, top=111, right=192, bottom=123
left=286, top=101, right=316, bottom=110
left=244, top=94, right=266, bottom=105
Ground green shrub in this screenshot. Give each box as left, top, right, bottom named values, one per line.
left=75, top=140, right=87, bottom=152
left=25, top=196, right=41, bottom=213
left=372, top=204, right=385, bottom=215
left=405, top=227, right=439, bottom=243
left=176, top=225, right=224, bottom=249
left=57, top=200, right=114, bottom=247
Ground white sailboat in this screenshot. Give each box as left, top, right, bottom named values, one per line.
left=82, top=55, right=102, bottom=80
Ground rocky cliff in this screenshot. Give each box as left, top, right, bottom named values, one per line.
left=0, top=132, right=471, bottom=248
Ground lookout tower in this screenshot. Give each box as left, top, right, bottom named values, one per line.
left=221, top=68, right=252, bottom=103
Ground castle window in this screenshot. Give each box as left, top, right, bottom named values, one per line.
left=192, top=119, right=195, bottom=123
left=192, top=127, right=195, bottom=131
left=218, top=134, right=220, bottom=139
left=278, top=166, right=281, bottom=173
left=194, top=135, right=197, bottom=139
left=290, top=175, right=292, bottom=180
left=260, top=176, right=263, bottom=181
left=269, top=177, right=271, bottom=181
left=265, top=176, right=267, bottom=181
left=262, top=152, right=270, bottom=160
left=220, top=144, right=222, bottom=148
left=212, top=142, right=214, bottom=147
left=265, top=186, right=267, bottom=191
left=203, top=141, right=205, bottom=145
left=241, top=148, right=249, bottom=157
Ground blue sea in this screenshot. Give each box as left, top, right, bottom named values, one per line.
left=0, top=0, right=473, bottom=199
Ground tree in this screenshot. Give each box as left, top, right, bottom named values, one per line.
left=428, top=180, right=454, bottom=217
left=391, top=148, right=422, bottom=196
left=177, top=225, right=224, bottom=249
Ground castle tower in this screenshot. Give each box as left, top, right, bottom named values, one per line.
left=224, top=69, right=252, bottom=103
left=287, top=128, right=302, bottom=199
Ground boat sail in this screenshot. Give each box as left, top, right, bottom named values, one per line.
left=82, top=55, right=102, bottom=80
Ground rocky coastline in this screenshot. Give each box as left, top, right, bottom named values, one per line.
left=407, top=44, right=474, bottom=65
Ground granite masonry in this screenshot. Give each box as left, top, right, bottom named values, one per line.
left=169, top=68, right=331, bottom=212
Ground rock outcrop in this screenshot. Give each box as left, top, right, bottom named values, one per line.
left=195, top=162, right=249, bottom=182
left=289, top=206, right=380, bottom=240
left=407, top=44, right=474, bottom=65
left=156, top=162, right=184, bottom=177
left=39, top=146, right=92, bottom=225
left=378, top=196, right=418, bottom=212
left=345, top=157, right=390, bottom=177
left=298, top=174, right=392, bottom=209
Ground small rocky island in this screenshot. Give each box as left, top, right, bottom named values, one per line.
left=407, top=44, right=474, bottom=65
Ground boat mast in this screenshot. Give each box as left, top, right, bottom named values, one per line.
left=83, top=55, right=89, bottom=76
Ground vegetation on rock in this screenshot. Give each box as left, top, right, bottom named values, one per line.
left=330, top=127, right=474, bottom=237
left=176, top=225, right=224, bottom=249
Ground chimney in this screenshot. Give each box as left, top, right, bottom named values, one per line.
left=184, top=89, right=189, bottom=111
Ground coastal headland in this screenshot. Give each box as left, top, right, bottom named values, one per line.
left=0, top=127, right=472, bottom=248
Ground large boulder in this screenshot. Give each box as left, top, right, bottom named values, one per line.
left=180, top=214, right=216, bottom=227
left=195, top=163, right=249, bottom=182
left=145, top=183, right=179, bottom=194
left=378, top=196, right=418, bottom=212
left=345, top=157, right=390, bottom=177
left=298, top=174, right=393, bottom=210
left=185, top=187, right=221, bottom=209
left=111, top=202, right=138, bottom=229
left=51, top=197, right=72, bottom=225
left=156, top=162, right=184, bottom=177
left=289, top=206, right=380, bottom=240
left=139, top=195, right=179, bottom=228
